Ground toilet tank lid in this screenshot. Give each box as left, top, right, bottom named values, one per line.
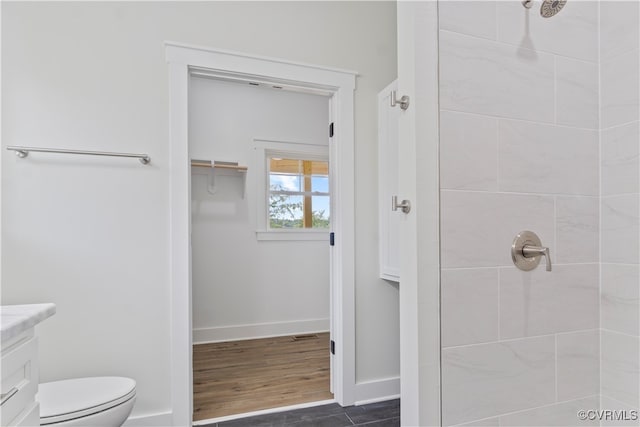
left=39, top=377, right=136, bottom=419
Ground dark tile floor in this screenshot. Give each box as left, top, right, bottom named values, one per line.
left=205, top=399, right=400, bottom=427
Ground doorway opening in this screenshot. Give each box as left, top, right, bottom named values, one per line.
left=189, top=74, right=334, bottom=423
left=166, top=42, right=357, bottom=427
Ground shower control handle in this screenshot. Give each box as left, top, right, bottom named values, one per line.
left=511, top=231, right=552, bottom=272
left=522, top=245, right=552, bottom=272
left=392, top=196, right=411, bottom=214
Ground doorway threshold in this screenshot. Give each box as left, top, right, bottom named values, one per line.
left=192, top=399, right=336, bottom=426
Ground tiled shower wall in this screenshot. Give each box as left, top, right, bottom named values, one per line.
left=438, top=1, right=601, bottom=425
left=599, top=0, right=640, bottom=419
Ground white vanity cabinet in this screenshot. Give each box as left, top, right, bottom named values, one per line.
left=2, top=331, right=40, bottom=426
left=1, top=304, right=56, bottom=427
left=378, top=80, right=401, bottom=282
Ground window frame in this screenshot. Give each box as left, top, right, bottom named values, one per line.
left=253, top=139, right=330, bottom=241
left=268, top=159, right=330, bottom=230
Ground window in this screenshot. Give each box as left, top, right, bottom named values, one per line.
left=254, top=139, right=330, bottom=240
left=268, top=158, right=330, bottom=229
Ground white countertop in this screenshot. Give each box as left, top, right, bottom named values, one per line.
left=1, top=304, right=56, bottom=343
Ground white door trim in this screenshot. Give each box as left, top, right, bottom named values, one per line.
left=165, top=41, right=357, bottom=426
left=397, top=2, right=441, bottom=426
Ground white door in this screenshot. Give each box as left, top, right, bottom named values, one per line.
left=397, top=2, right=441, bottom=426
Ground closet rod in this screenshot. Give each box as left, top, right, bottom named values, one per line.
left=6, top=146, right=151, bottom=165
left=191, top=160, right=248, bottom=171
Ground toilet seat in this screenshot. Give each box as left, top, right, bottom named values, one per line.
left=39, top=377, right=136, bottom=425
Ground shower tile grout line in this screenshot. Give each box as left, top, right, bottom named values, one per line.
left=442, top=327, right=603, bottom=351
left=600, top=328, right=640, bottom=340
left=553, top=54, right=558, bottom=126
left=442, top=263, right=601, bottom=272
left=597, top=0, right=603, bottom=408
left=441, top=188, right=600, bottom=198
left=439, top=107, right=601, bottom=132
left=600, top=393, right=640, bottom=411
left=438, top=28, right=599, bottom=64
left=599, top=118, right=640, bottom=132
left=554, top=333, right=558, bottom=403
left=458, top=394, right=601, bottom=427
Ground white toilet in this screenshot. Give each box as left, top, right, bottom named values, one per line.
left=38, top=377, right=136, bottom=426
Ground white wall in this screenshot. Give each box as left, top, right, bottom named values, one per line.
left=438, top=1, right=600, bottom=425
left=1, top=1, right=398, bottom=420
left=189, top=77, right=330, bottom=343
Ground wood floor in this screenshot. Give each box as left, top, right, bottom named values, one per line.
left=193, top=333, right=333, bottom=421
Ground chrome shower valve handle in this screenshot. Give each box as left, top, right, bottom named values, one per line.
left=522, top=244, right=552, bottom=271
left=511, top=231, right=552, bottom=272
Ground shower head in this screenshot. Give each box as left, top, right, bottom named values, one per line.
left=522, top=0, right=567, bottom=18
left=540, top=0, right=567, bottom=18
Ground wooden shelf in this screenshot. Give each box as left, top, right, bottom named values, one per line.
left=191, top=160, right=247, bottom=171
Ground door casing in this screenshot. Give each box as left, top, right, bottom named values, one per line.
left=397, top=2, right=442, bottom=426
left=166, top=42, right=357, bottom=426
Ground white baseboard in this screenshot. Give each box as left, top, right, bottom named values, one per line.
left=193, top=318, right=330, bottom=344
left=123, top=411, right=172, bottom=427
left=354, top=377, right=400, bottom=406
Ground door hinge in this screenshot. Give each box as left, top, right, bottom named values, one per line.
left=330, top=232, right=335, bottom=246
left=329, top=122, right=334, bottom=138
left=330, top=340, right=335, bottom=355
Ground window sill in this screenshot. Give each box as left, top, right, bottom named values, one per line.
left=256, top=230, right=330, bottom=241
